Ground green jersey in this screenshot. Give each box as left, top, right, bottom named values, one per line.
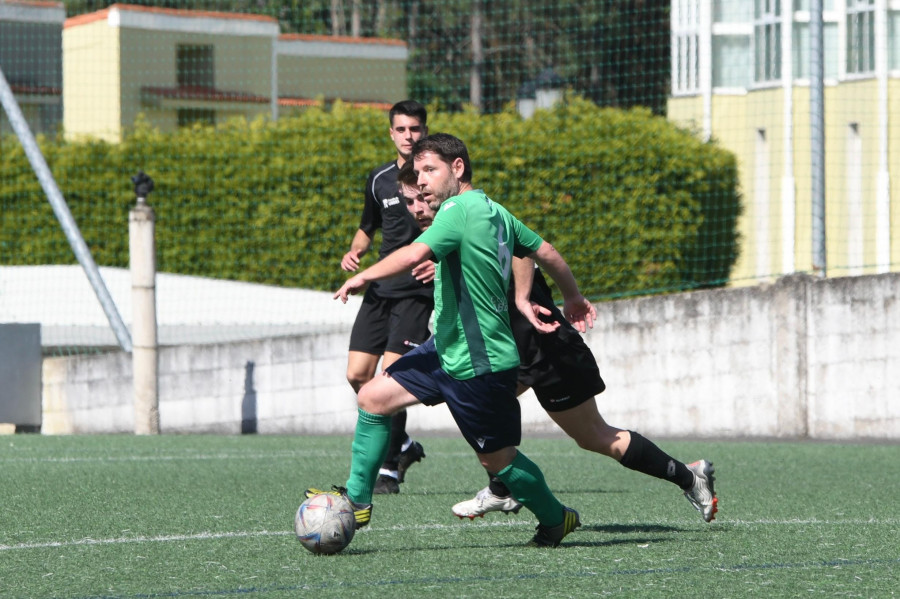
left=416, top=189, right=543, bottom=379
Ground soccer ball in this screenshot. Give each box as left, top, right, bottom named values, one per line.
left=293, top=493, right=356, bottom=555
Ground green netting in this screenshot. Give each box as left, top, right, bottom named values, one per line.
left=1, top=1, right=898, bottom=355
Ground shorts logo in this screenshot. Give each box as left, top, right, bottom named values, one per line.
left=548, top=396, right=570, bottom=404
left=476, top=437, right=486, bottom=448
left=403, top=340, right=420, bottom=348
left=382, top=197, right=400, bottom=208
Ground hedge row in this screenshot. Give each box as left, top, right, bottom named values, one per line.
left=0, top=98, right=741, bottom=300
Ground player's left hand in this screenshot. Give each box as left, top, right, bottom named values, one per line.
left=412, top=260, right=436, bottom=284
left=563, top=295, right=596, bottom=333
left=334, top=274, right=367, bottom=303
left=516, top=299, right=561, bottom=334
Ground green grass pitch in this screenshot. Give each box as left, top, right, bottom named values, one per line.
left=1, top=434, right=898, bottom=598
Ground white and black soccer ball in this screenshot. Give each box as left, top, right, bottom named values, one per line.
left=294, top=493, right=356, bottom=555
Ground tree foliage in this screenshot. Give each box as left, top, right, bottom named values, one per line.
left=1, top=100, right=739, bottom=299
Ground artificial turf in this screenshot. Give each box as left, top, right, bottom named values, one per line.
left=1, top=434, right=898, bottom=598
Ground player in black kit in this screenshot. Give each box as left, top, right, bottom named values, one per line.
left=340, top=101, right=432, bottom=495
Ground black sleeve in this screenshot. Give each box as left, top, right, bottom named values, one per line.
left=358, top=170, right=382, bottom=236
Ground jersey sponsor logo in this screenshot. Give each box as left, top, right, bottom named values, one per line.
left=490, top=295, right=508, bottom=313
left=382, top=196, right=400, bottom=208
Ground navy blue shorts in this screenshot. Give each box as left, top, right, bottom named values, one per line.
left=386, top=338, right=521, bottom=453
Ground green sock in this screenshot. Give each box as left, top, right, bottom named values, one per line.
left=345, top=408, right=392, bottom=505
left=496, top=451, right=564, bottom=527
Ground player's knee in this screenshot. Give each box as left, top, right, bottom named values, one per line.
left=357, top=381, right=389, bottom=415
left=346, top=370, right=370, bottom=393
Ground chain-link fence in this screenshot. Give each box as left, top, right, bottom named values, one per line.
left=2, top=0, right=898, bottom=355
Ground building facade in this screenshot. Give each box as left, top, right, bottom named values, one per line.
left=61, top=4, right=408, bottom=143
left=668, top=0, right=900, bottom=282
left=277, top=33, right=408, bottom=112
left=0, top=0, right=65, bottom=138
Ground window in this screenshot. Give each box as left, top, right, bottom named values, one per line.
left=754, top=0, right=782, bottom=83
left=713, top=34, right=752, bottom=88
left=672, top=0, right=701, bottom=94
left=177, top=108, right=215, bottom=128
left=846, top=0, right=875, bottom=74
left=177, top=44, right=214, bottom=88
left=891, top=11, right=900, bottom=69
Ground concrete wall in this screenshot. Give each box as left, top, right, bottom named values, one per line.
left=40, top=273, right=900, bottom=440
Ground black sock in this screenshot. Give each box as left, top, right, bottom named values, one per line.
left=487, top=474, right=511, bottom=497
left=620, top=431, right=694, bottom=490
left=380, top=410, right=407, bottom=472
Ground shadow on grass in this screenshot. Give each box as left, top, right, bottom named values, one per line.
left=342, top=526, right=680, bottom=555
left=583, top=523, right=685, bottom=534
left=392, top=488, right=628, bottom=499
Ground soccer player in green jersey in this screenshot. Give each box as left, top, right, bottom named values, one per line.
left=318, top=133, right=594, bottom=547
left=397, top=162, right=718, bottom=524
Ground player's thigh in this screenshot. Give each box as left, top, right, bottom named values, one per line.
left=530, top=330, right=606, bottom=412
left=357, top=370, right=420, bottom=416
left=384, top=296, right=433, bottom=355
left=437, top=368, right=521, bottom=454
left=546, top=398, right=626, bottom=457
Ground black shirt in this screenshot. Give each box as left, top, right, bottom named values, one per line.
left=358, top=160, right=434, bottom=299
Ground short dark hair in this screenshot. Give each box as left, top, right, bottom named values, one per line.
left=397, top=159, right=417, bottom=187
left=389, top=100, right=427, bottom=126
left=411, top=133, right=472, bottom=183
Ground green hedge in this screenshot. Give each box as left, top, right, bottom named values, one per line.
left=0, top=98, right=740, bottom=300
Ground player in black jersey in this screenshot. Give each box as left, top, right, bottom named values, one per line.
left=341, top=101, right=432, bottom=495
left=397, top=162, right=719, bottom=524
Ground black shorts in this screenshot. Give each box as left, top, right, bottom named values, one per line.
left=348, top=289, right=433, bottom=356
left=386, top=338, right=521, bottom=453
left=515, top=319, right=606, bottom=413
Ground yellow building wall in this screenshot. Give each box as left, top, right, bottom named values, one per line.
left=825, top=79, right=880, bottom=276
left=120, top=29, right=273, bottom=134
left=278, top=53, right=406, bottom=105
left=892, top=80, right=900, bottom=271
left=791, top=86, right=813, bottom=276
left=63, top=20, right=121, bottom=143
left=670, top=77, right=900, bottom=285
left=716, top=90, right=784, bottom=285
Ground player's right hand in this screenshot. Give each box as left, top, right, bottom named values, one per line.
left=341, top=249, right=362, bottom=272
left=334, top=274, right=367, bottom=303
left=563, top=295, right=596, bottom=333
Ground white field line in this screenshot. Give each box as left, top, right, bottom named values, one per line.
left=0, top=451, right=477, bottom=464
left=2, top=518, right=898, bottom=553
